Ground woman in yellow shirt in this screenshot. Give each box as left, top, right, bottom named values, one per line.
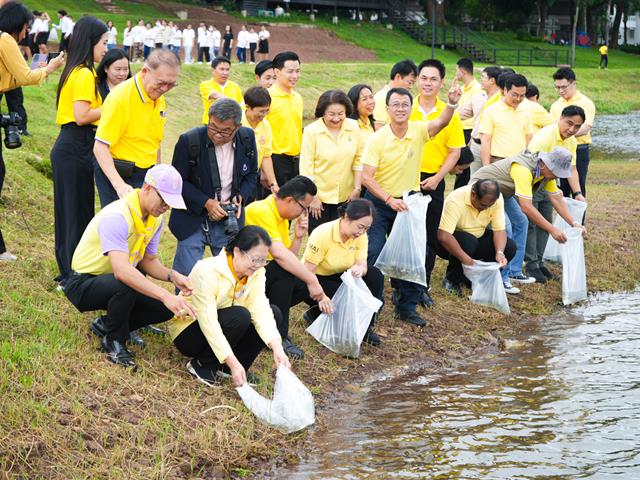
left=347, top=83, right=377, bottom=138
left=170, top=226, right=291, bottom=387
left=296, top=199, right=384, bottom=346
left=50, top=16, right=108, bottom=287
left=300, top=89, right=365, bottom=232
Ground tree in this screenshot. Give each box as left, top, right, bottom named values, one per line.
left=610, top=0, right=624, bottom=47
left=536, top=0, right=556, bottom=37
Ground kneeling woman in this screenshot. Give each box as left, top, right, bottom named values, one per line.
left=168, top=226, right=290, bottom=387
left=300, top=199, right=384, bottom=345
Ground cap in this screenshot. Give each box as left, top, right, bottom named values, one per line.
left=144, top=164, right=186, bottom=209
left=254, top=60, right=273, bottom=77
left=539, top=147, right=572, bottom=178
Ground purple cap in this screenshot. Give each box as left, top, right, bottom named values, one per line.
left=144, top=164, right=186, bottom=210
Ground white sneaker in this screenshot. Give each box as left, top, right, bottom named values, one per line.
left=0, top=251, right=17, bottom=261
left=503, top=281, right=521, bottom=295
left=509, top=273, right=536, bottom=284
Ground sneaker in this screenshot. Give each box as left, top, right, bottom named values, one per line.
left=503, top=281, right=521, bottom=295
left=394, top=310, right=427, bottom=327
left=186, top=360, right=219, bottom=387
left=216, top=367, right=260, bottom=386
left=525, top=266, right=547, bottom=284
left=363, top=327, right=381, bottom=346
left=509, top=273, right=536, bottom=284
left=539, top=265, right=556, bottom=280
left=283, top=337, right=305, bottom=359
left=442, top=278, right=462, bottom=297
left=0, top=251, right=17, bottom=261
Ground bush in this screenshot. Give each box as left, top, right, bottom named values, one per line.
left=619, top=44, right=640, bottom=55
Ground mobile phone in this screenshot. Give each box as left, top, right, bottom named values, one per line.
left=47, top=52, right=60, bottom=62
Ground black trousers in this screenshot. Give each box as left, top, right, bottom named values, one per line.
left=454, top=129, right=473, bottom=189
left=560, top=144, right=590, bottom=198
left=4, top=88, right=27, bottom=131
left=249, top=43, right=257, bottom=62
left=437, top=230, right=516, bottom=286
left=173, top=304, right=285, bottom=371
left=264, top=261, right=309, bottom=338
left=420, top=172, right=446, bottom=287
left=65, top=273, right=174, bottom=343
left=50, top=124, right=96, bottom=283
left=0, top=135, right=5, bottom=253
left=308, top=202, right=343, bottom=234
left=292, top=267, right=385, bottom=323
left=197, top=46, right=210, bottom=63
left=272, top=153, right=299, bottom=188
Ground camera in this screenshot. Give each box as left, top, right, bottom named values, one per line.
left=222, top=203, right=239, bottom=236
left=0, top=112, right=22, bottom=149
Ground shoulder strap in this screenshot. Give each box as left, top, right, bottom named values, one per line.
left=185, top=127, right=202, bottom=189
left=238, top=127, right=255, bottom=160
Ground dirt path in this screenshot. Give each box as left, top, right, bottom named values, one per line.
left=138, top=0, right=377, bottom=62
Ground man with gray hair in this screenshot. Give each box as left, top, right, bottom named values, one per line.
left=170, top=97, right=258, bottom=276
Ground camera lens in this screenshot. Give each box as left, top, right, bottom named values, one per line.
left=4, top=125, right=21, bottom=149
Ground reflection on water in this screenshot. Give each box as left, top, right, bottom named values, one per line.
left=591, top=112, right=640, bottom=160
left=274, top=291, right=640, bottom=479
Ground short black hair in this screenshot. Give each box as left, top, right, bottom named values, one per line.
left=57, top=9, right=67, bottom=16
left=526, top=84, right=540, bottom=99
left=277, top=175, right=317, bottom=200
left=390, top=59, right=418, bottom=80
left=456, top=58, right=474, bottom=75
left=472, top=179, right=500, bottom=201
left=244, top=86, right=271, bottom=108
left=314, top=89, right=353, bottom=118
left=504, top=73, right=528, bottom=90
left=211, top=55, right=231, bottom=69
left=0, top=2, right=34, bottom=36
left=254, top=59, right=273, bottom=77
left=417, top=58, right=445, bottom=79
left=553, top=67, right=576, bottom=82
left=483, top=66, right=502, bottom=82
left=272, top=51, right=300, bottom=70
left=225, top=225, right=272, bottom=254
left=338, top=198, right=375, bottom=221
left=561, top=105, right=586, bottom=122
left=385, top=87, right=413, bottom=106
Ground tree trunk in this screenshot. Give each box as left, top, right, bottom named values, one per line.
left=580, top=3, right=587, bottom=32
left=610, top=1, right=624, bottom=47
left=436, top=2, right=446, bottom=25
left=537, top=1, right=549, bottom=38
left=605, top=0, right=612, bottom=45
left=571, top=2, right=579, bottom=66
left=623, top=12, right=628, bottom=45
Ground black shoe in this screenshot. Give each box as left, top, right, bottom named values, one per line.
left=101, top=337, right=136, bottom=368
left=302, top=308, right=318, bottom=325
left=539, top=265, right=556, bottom=280
left=419, top=290, right=435, bottom=308
left=391, top=289, right=400, bottom=307
left=89, top=316, right=107, bottom=338
left=140, top=324, right=165, bottom=336
left=217, top=366, right=261, bottom=386
left=363, top=327, right=381, bottom=346
left=129, top=329, right=145, bottom=346
left=525, top=266, right=547, bottom=284
left=283, top=337, right=305, bottom=359
left=187, top=360, right=219, bottom=387
left=19, top=129, right=30, bottom=137
left=394, top=310, right=427, bottom=327
left=443, top=278, right=463, bottom=296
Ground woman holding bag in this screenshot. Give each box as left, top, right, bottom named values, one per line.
left=298, top=199, right=383, bottom=346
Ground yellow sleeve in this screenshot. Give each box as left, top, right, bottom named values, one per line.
left=510, top=163, right=534, bottom=198
left=568, top=137, right=577, bottom=165
left=263, top=120, right=273, bottom=158
left=533, top=105, right=555, bottom=130
left=0, top=34, right=47, bottom=90
left=544, top=180, right=560, bottom=194
left=446, top=113, right=466, bottom=148
left=299, top=126, right=316, bottom=181
left=438, top=197, right=463, bottom=234
left=352, top=129, right=365, bottom=171
left=373, top=90, right=388, bottom=124
left=246, top=203, right=284, bottom=243
left=477, top=107, right=494, bottom=135
left=355, top=233, right=368, bottom=262
left=361, top=133, right=381, bottom=168
left=419, top=120, right=431, bottom=144
left=302, top=228, right=328, bottom=266
left=582, top=99, right=596, bottom=126
left=490, top=195, right=506, bottom=231
left=527, top=129, right=549, bottom=153
left=230, top=83, right=245, bottom=106
left=95, top=91, right=128, bottom=146
left=189, top=261, right=234, bottom=363
left=71, top=68, right=99, bottom=103
left=244, top=270, right=281, bottom=348
left=199, top=80, right=212, bottom=124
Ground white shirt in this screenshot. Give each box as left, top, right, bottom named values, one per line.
left=171, top=29, right=182, bottom=47
left=123, top=27, right=133, bottom=46
left=154, top=24, right=165, bottom=43
left=197, top=26, right=206, bottom=44
left=258, top=30, right=270, bottom=41
left=144, top=28, right=155, bottom=48
left=182, top=28, right=195, bottom=47
left=59, top=16, right=73, bottom=35
left=212, top=30, right=221, bottom=48
left=107, top=26, right=117, bottom=44
left=248, top=32, right=259, bottom=44
left=132, top=25, right=145, bottom=43
left=237, top=30, right=249, bottom=48
left=215, top=141, right=235, bottom=202
left=31, top=18, right=44, bottom=35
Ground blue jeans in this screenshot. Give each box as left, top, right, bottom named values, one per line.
left=364, top=192, right=423, bottom=314
left=236, top=47, right=246, bottom=63
left=503, top=196, right=529, bottom=281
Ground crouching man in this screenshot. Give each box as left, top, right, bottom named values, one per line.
left=64, top=165, right=196, bottom=368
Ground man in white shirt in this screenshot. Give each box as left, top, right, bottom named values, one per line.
left=197, top=22, right=207, bottom=64
left=247, top=27, right=259, bottom=64
left=182, top=24, right=195, bottom=64
left=131, top=19, right=146, bottom=63
left=236, top=25, right=249, bottom=64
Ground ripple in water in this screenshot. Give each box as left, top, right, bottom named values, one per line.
left=591, top=112, right=640, bottom=158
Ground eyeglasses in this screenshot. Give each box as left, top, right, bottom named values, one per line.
left=355, top=222, right=370, bottom=233
left=294, top=197, right=309, bottom=213
left=554, top=82, right=573, bottom=91
left=507, top=91, right=526, bottom=100
left=388, top=103, right=411, bottom=110
left=242, top=250, right=270, bottom=267
left=208, top=122, right=238, bottom=137
left=151, top=187, right=168, bottom=208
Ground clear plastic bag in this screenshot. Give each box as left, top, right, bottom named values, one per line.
left=306, top=270, right=383, bottom=358
left=543, top=198, right=587, bottom=263
left=374, top=192, right=431, bottom=286
left=561, top=227, right=587, bottom=305
left=236, top=365, right=315, bottom=434
left=462, top=260, right=511, bottom=314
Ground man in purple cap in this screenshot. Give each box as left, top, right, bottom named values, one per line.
left=64, top=165, right=196, bottom=368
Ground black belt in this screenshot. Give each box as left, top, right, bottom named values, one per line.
left=472, top=137, right=481, bottom=144
left=61, top=123, right=97, bottom=133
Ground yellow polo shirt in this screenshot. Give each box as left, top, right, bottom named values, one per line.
left=409, top=97, right=465, bottom=174
left=549, top=90, right=596, bottom=145
left=478, top=100, right=533, bottom=158
left=199, top=78, right=244, bottom=125
left=519, top=98, right=555, bottom=133
left=599, top=45, right=608, bottom=55
left=266, top=84, right=303, bottom=156
left=439, top=184, right=505, bottom=238
left=95, top=73, right=166, bottom=169
left=56, top=66, right=101, bottom=126
left=361, top=121, right=430, bottom=198
left=299, top=118, right=364, bottom=204
left=372, top=84, right=390, bottom=125
left=241, top=113, right=272, bottom=168
left=459, top=79, right=482, bottom=130
left=358, top=117, right=375, bottom=140
left=511, top=163, right=559, bottom=199
left=528, top=123, right=578, bottom=165
left=244, top=195, right=290, bottom=258
left=303, top=219, right=368, bottom=276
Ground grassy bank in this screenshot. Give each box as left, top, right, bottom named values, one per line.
left=1, top=62, right=639, bottom=478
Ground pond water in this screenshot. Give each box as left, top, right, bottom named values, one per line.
left=272, top=290, right=640, bottom=479
left=590, top=111, right=640, bottom=160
